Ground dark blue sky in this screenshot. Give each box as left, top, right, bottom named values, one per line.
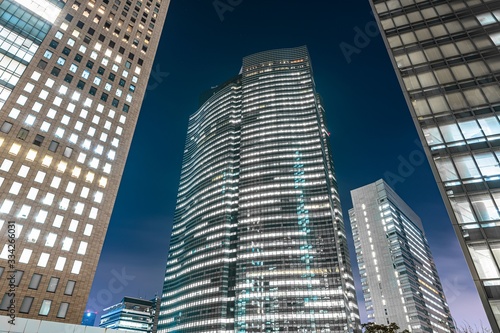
left=87, top=0, right=490, bottom=328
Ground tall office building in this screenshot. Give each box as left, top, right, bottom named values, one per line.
left=159, top=46, right=360, bottom=333
left=349, top=179, right=454, bottom=333
left=0, top=0, right=170, bottom=324
left=369, top=0, right=500, bottom=330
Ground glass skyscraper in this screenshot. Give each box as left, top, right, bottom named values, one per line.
left=0, top=0, right=170, bottom=324
left=350, top=179, right=454, bottom=333
left=160, top=46, right=360, bottom=333
left=369, top=0, right=500, bottom=330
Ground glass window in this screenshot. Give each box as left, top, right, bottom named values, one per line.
left=491, top=243, right=500, bottom=268
left=440, top=123, right=463, bottom=142
left=47, top=277, right=59, bottom=292
left=28, top=273, right=42, bottom=289
left=434, top=68, right=454, bottom=84
left=17, top=128, right=29, bottom=140
left=469, top=243, right=500, bottom=279
left=0, top=293, right=13, bottom=310
left=435, top=157, right=458, bottom=181
left=427, top=95, right=449, bottom=113
left=459, top=120, right=482, bottom=140
left=470, top=194, right=500, bottom=221
left=0, top=121, right=12, bottom=133
left=48, top=141, right=59, bottom=152
left=64, top=280, right=76, bottom=295
left=454, top=155, right=481, bottom=179
left=13, top=270, right=23, bottom=286
left=479, top=116, right=500, bottom=136
left=422, top=126, right=443, bottom=145
left=43, top=50, right=53, bottom=59
left=474, top=152, right=500, bottom=177
left=477, top=13, right=497, bottom=26
left=56, top=57, right=66, bottom=66
left=490, top=300, right=500, bottom=324
left=57, top=302, right=69, bottom=318
left=33, top=134, right=45, bottom=146
left=450, top=197, right=475, bottom=224
left=19, top=297, right=34, bottom=313
left=64, top=147, right=73, bottom=158
left=39, top=299, right=52, bottom=316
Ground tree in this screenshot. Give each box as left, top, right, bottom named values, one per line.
left=455, top=322, right=492, bottom=333
left=361, top=322, right=410, bottom=333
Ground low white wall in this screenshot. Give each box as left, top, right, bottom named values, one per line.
left=0, top=315, right=134, bottom=333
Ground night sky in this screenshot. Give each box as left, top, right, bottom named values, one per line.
left=86, top=0, right=490, bottom=329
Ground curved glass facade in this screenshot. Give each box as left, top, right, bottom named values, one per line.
left=160, top=46, right=360, bottom=333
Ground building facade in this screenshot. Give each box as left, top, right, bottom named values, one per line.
left=0, top=0, right=170, bottom=324
left=349, top=180, right=454, bottom=333
left=159, top=46, right=360, bottom=333
left=99, top=296, right=158, bottom=333
left=370, top=0, right=500, bottom=330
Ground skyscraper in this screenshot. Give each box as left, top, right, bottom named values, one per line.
left=0, top=0, right=170, bottom=324
left=349, top=179, right=454, bottom=333
left=369, top=0, right=500, bottom=330
left=159, top=46, right=360, bottom=332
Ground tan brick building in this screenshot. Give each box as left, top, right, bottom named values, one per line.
left=0, top=0, right=169, bottom=324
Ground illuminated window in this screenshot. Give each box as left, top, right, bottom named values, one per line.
left=40, top=122, right=51, bottom=132
left=69, top=219, right=79, bottom=232
left=9, top=182, right=22, bottom=195
left=89, top=207, right=98, bottom=219
left=84, top=224, right=93, bottom=236
left=55, top=257, right=66, bottom=271
left=53, top=215, right=63, bottom=228
left=35, top=210, right=47, bottom=223
left=43, top=193, right=55, bottom=205
left=17, top=165, right=29, bottom=178
left=38, top=253, right=50, bottom=267
left=99, top=177, right=107, bottom=188
left=75, top=202, right=84, bottom=215
left=80, top=187, right=89, bottom=198
left=77, top=241, right=88, bottom=255
left=72, top=166, right=81, bottom=178
left=94, top=191, right=103, bottom=203
left=56, top=161, right=67, bottom=173
left=27, top=229, right=40, bottom=243
left=60, top=198, right=70, bottom=210
left=42, top=155, right=53, bottom=167
left=19, top=249, right=33, bottom=263
left=34, top=171, right=46, bottom=183
left=0, top=159, right=13, bottom=172
left=18, top=205, right=31, bottom=218
left=72, top=260, right=82, bottom=274
left=27, top=188, right=39, bottom=201
left=8, top=143, right=21, bottom=156
left=62, top=237, right=73, bottom=251
left=77, top=153, right=87, bottom=163
left=86, top=171, right=94, bottom=183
